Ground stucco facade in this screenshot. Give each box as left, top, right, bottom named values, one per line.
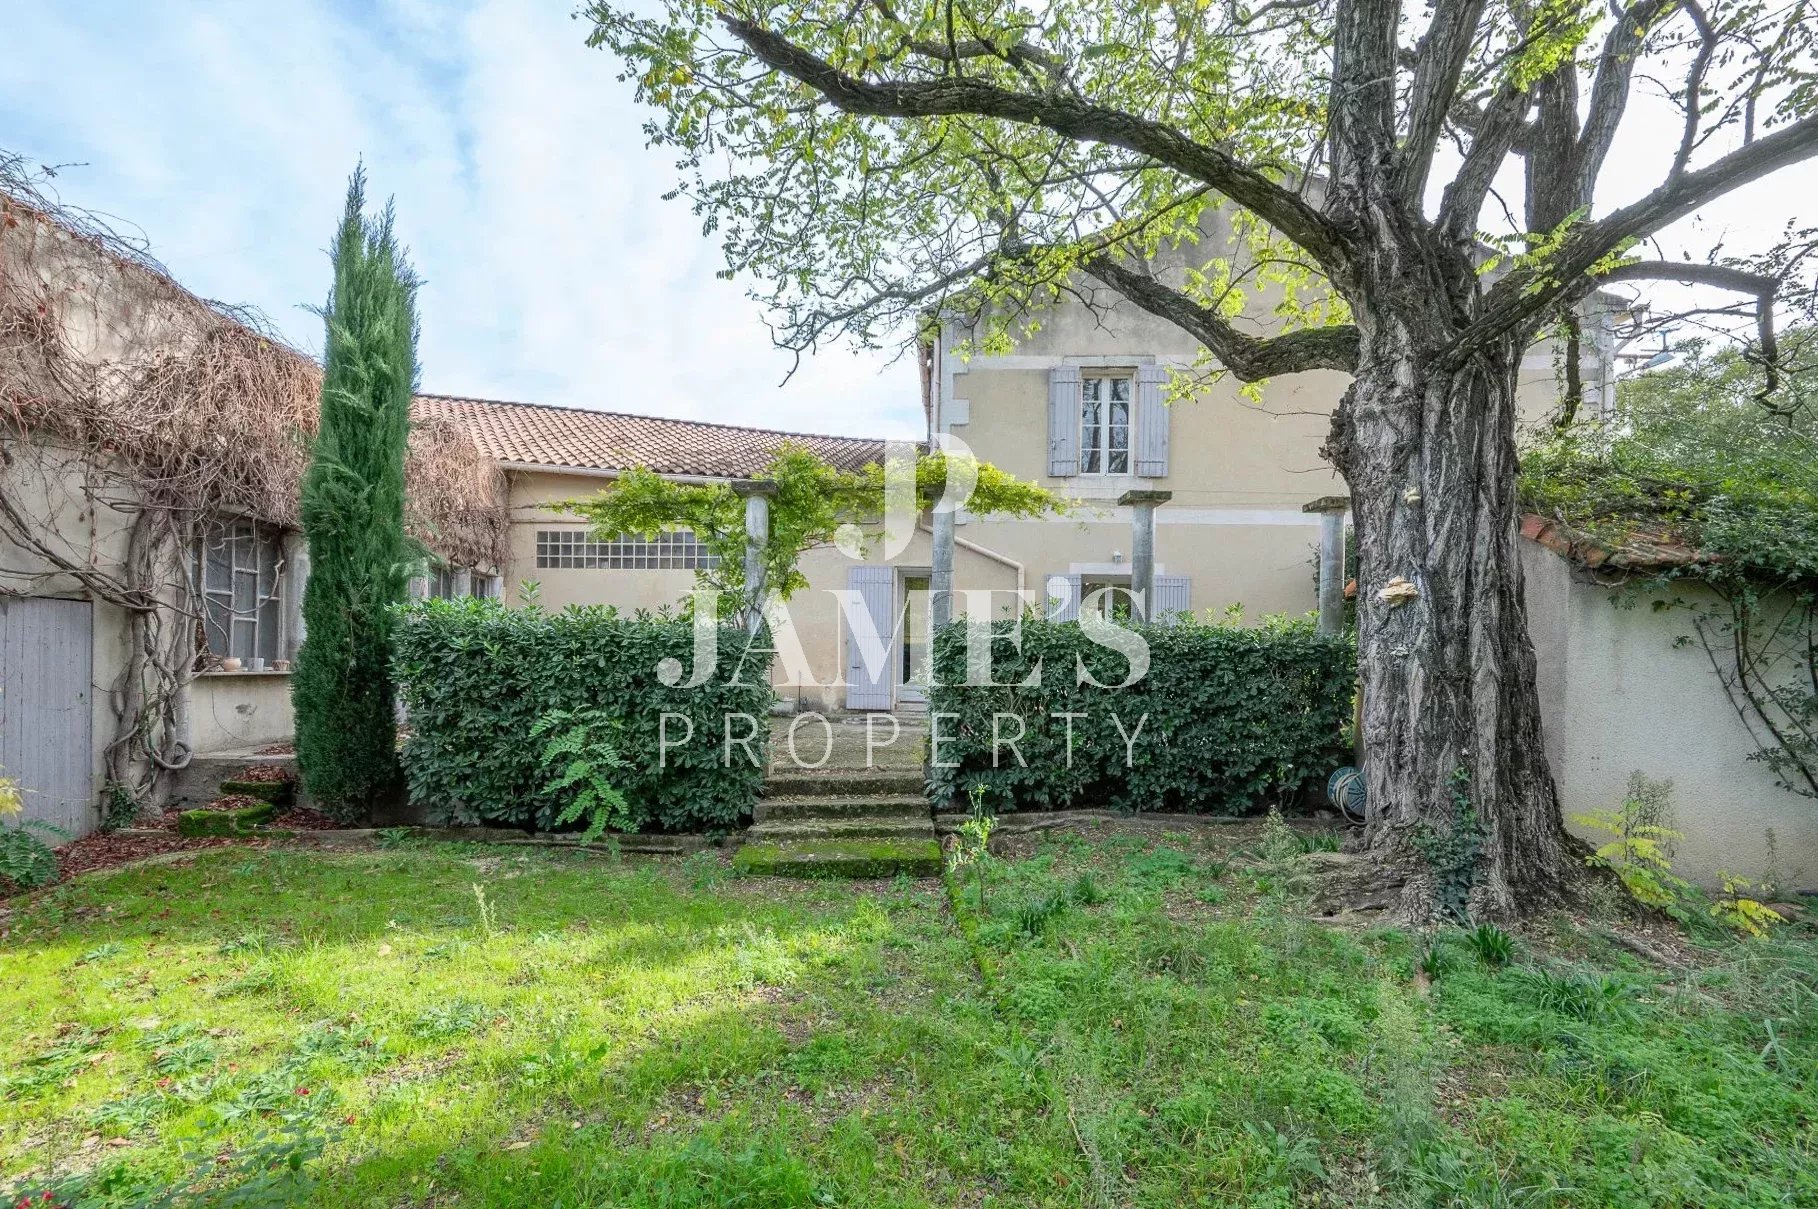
left=1523, top=540, right=1818, bottom=890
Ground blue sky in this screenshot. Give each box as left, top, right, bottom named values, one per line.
left=2, top=1, right=927, bottom=439
left=6, top=3, right=1811, bottom=440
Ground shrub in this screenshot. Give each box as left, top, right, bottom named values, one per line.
left=391, top=597, right=773, bottom=833
left=926, top=616, right=1354, bottom=814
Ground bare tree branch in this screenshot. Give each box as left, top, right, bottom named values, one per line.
left=1399, top=0, right=1488, bottom=202
left=1080, top=254, right=1360, bottom=379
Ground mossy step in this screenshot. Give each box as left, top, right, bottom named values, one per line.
left=732, top=836, right=943, bottom=879
left=763, top=771, right=924, bottom=798
left=754, top=794, right=929, bottom=823
left=747, top=816, right=938, bottom=842
left=177, top=801, right=277, bottom=837
left=219, top=780, right=293, bottom=805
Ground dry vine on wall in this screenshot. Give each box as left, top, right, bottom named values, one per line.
left=0, top=154, right=507, bottom=819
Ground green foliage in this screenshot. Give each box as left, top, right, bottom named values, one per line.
left=101, top=780, right=141, bottom=833
left=391, top=596, right=772, bottom=833
left=1574, top=771, right=1690, bottom=910
left=529, top=708, right=632, bottom=842
left=947, top=783, right=998, bottom=916
left=564, top=445, right=1063, bottom=615
left=293, top=166, right=420, bottom=819
left=0, top=819, right=59, bottom=893
left=1411, top=769, right=1484, bottom=924
left=583, top=0, right=1338, bottom=365
left=1521, top=334, right=1818, bottom=801
left=927, top=616, right=1355, bottom=816
left=1462, top=924, right=1515, bottom=968
left=1709, top=873, right=1786, bottom=938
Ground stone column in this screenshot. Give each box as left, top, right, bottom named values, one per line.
left=1303, top=495, right=1350, bottom=636
left=1117, top=489, right=1172, bottom=622
left=731, top=479, right=778, bottom=634
left=930, top=506, right=955, bottom=629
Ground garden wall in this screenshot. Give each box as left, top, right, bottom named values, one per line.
left=1523, top=540, right=1818, bottom=889
left=927, top=617, right=1354, bottom=815
left=392, top=599, right=773, bottom=833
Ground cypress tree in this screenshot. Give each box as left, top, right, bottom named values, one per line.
left=293, top=167, right=419, bottom=819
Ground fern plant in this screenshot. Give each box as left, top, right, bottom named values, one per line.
left=0, top=821, right=61, bottom=892
left=529, top=708, right=632, bottom=842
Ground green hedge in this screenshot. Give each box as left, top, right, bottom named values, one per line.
left=927, top=618, right=1354, bottom=815
left=391, top=599, right=773, bottom=833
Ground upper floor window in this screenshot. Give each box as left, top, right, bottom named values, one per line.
left=535, top=529, right=719, bottom=571
left=196, top=518, right=285, bottom=665
left=1080, top=374, right=1131, bottom=475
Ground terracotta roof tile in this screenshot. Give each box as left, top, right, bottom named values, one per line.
left=412, top=393, right=892, bottom=478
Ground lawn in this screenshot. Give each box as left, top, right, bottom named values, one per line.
left=1, top=826, right=1814, bottom=1207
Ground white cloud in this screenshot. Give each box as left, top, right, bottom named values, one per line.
left=2, top=0, right=926, bottom=439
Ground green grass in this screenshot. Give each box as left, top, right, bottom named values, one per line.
left=1, top=829, right=1814, bottom=1207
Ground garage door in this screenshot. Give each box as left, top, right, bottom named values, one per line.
left=0, top=597, right=94, bottom=835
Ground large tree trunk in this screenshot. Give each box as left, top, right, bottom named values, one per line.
left=1327, top=311, right=1582, bottom=920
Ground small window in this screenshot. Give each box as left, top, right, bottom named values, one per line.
left=534, top=530, right=719, bottom=570
left=1080, top=375, right=1132, bottom=475
left=197, top=519, right=285, bottom=664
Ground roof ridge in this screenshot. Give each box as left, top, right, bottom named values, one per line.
left=415, top=391, right=894, bottom=447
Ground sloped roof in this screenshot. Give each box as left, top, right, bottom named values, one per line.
left=413, top=393, right=891, bottom=478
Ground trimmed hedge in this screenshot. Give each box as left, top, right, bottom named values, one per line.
left=391, top=599, right=774, bottom=833
left=927, top=618, right=1354, bottom=815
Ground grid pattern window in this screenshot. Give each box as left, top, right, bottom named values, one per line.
left=197, top=519, right=284, bottom=664
left=1080, top=375, right=1132, bottom=475
left=535, top=529, right=719, bottom=570
left=427, top=564, right=461, bottom=599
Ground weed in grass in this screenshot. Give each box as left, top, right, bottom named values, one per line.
left=1463, top=923, right=1515, bottom=968
left=87, top=1092, right=165, bottom=1137
left=74, top=941, right=124, bottom=966
left=684, top=850, right=727, bottom=891
left=1507, top=964, right=1644, bottom=1026
left=150, top=1036, right=219, bottom=1076
left=218, top=931, right=275, bottom=958
left=291, top=1019, right=389, bottom=1073
left=411, top=999, right=491, bottom=1041
left=376, top=826, right=415, bottom=849
left=1069, top=870, right=1107, bottom=905
left=1011, top=888, right=1071, bottom=938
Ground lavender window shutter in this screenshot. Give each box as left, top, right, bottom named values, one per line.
left=1134, top=363, right=1169, bottom=477
left=1048, top=365, right=1081, bottom=477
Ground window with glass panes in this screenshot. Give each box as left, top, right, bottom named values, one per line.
left=534, top=529, right=718, bottom=570
left=196, top=519, right=285, bottom=664
left=1080, top=375, right=1132, bottom=474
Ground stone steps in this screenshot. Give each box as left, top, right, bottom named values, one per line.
left=736, top=741, right=938, bottom=878
left=763, top=771, right=923, bottom=798
left=747, top=815, right=936, bottom=842
left=732, top=836, right=943, bottom=879
left=754, top=794, right=928, bottom=823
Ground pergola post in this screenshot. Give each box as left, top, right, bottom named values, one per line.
left=1303, top=495, right=1350, bottom=637
left=1117, top=489, right=1172, bottom=622
left=731, top=479, right=778, bottom=634
left=930, top=506, right=955, bottom=629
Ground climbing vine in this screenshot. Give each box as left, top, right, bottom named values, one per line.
left=564, top=443, right=1064, bottom=619
left=0, top=151, right=506, bottom=815
left=1521, top=330, right=1818, bottom=800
